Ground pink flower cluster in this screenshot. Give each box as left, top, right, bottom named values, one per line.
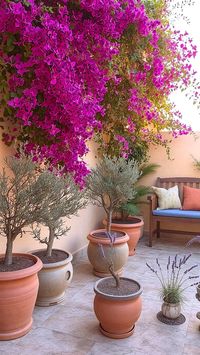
left=0, top=1, right=199, bottom=176
left=1, top=0, right=156, bottom=182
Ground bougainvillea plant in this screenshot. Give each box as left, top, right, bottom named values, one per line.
left=95, top=0, right=199, bottom=163
left=0, top=0, right=165, bottom=183
left=0, top=1, right=199, bottom=180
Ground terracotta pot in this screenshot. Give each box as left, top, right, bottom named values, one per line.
left=87, top=229, right=129, bottom=277
left=31, top=249, right=73, bottom=307
left=0, top=253, right=42, bottom=340
left=94, top=277, right=142, bottom=339
left=103, top=217, right=144, bottom=256
left=161, top=302, right=181, bottom=319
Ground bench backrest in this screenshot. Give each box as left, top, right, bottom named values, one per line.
left=156, top=177, right=200, bottom=202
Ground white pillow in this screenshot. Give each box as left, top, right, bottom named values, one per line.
left=152, top=185, right=182, bottom=210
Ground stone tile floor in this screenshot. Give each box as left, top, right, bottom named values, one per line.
left=1, top=235, right=200, bottom=355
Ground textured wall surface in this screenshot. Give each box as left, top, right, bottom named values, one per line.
left=139, top=132, right=200, bottom=234
left=0, top=140, right=104, bottom=255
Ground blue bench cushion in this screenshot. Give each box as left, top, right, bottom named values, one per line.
left=153, top=209, right=200, bottom=219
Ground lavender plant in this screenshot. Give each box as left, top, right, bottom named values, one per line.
left=146, top=254, right=199, bottom=304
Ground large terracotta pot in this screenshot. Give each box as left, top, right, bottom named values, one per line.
left=87, top=229, right=129, bottom=277
left=32, top=249, right=73, bottom=307
left=103, top=217, right=144, bottom=256
left=94, top=277, right=142, bottom=339
left=0, top=253, right=42, bottom=340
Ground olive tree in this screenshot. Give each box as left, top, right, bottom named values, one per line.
left=0, top=156, right=47, bottom=265
left=86, top=156, right=140, bottom=233
left=32, top=171, right=87, bottom=257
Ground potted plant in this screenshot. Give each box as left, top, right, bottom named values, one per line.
left=103, top=163, right=159, bottom=255
left=187, top=236, right=200, bottom=324
left=31, top=171, right=87, bottom=306
left=146, top=254, right=199, bottom=320
left=93, top=232, right=143, bottom=339
left=86, top=155, right=139, bottom=277
left=0, top=156, right=45, bottom=340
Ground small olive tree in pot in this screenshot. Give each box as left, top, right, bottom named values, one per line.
left=86, top=155, right=139, bottom=277
left=102, top=163, right=159, bottom=256
left=0, top=156, right=45, bottom=340
left=86, top=156, right=143, bottom=339
left=31, top=171, right=87, bottom=306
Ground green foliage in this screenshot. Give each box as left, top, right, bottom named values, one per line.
left=86, top=156, right=139, bottom=232
left=0, top=155, right=47, bottom=265
left=193, top=157, right=200, bottom=171
left=119, top=163, right=159, bottom=218
left=32, top=171, right=87, bottom=257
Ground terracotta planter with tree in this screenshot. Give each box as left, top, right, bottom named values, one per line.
left=86, top=156, right=139, bottom=277
left=85, top=156, right=143, bottom=338
left=0, top=156, right=45, bottom=340
left=31, top=171, right=87, bottom=306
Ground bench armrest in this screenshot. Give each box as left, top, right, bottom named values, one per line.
left=147, top=194, right=157, bottom=211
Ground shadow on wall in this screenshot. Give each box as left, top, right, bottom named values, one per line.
left=0, top=139, right=104, bottom=255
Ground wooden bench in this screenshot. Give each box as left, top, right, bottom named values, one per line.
left=147, top=177, right=200, bottom=247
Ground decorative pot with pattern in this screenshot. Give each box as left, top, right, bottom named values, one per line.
left=87, top=229, right=129, bottom=277
left=161, top=302, right=181, bottom=319
left=31, top=249, right=73, bottom=306
left=103, top=217, right=144, bottom=256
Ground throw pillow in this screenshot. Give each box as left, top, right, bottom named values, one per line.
left=152, top=185, right=182, bottom=210
left=182, top=185, right=200, bottom=210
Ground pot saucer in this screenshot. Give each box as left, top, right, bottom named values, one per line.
left=99, top=323, right=135, bottom=339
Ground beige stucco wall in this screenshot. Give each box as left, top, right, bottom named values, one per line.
left=139, top=132, right=200, bottom=234
left=1, top=131, right=199, bottom=254
left=0, top=140, right=104, bottom=256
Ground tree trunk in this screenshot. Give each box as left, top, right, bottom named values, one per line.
left=107, top=209, right=112, bottom=234
left=46, top=227, right=55, bottom=257
left=109, top=263, right=120, bottom=288
left=4, top=238, right=13, bottom=266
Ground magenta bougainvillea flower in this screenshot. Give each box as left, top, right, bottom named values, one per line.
left=0, top=1, right=199, bottom=180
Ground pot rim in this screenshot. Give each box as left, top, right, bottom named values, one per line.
left=103, top=217, right=144, bottom=228
left=94, top=276, right=143, bottom=301
left=88, top=229, right=129, bottom=245
left=29, top=248, right=73, bottom=268
left=0, top=253, right=43, bottom=280
left=162, top=301, right=181, bottom=306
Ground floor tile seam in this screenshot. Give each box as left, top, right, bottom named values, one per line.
left=17, top=326, right=96, bottom=346
left=87, top=340, right=148, bottom=355
left=40, top=325, right=100, bottom=343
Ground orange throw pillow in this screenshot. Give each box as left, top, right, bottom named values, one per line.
left=182, top=185, right=200, bottom=210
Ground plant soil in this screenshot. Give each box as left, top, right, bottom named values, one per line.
left=92, top=231, right=125, bottom=239
left=33, top=249, right=69, bottom=264
left=112, top=217, right=141, bottom=224
left=97, top=278, right=140, bottom=296
left=0, top=256, right=35, bottom=272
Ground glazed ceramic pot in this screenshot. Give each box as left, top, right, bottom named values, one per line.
left=196, top=283, right=200, bottom=302
left=32, top=249, right=73, bottom=307
left=0, top=253, right=42, bottom=340
left=94, top=277, right=142, bottom=339
left=161, top=302, right=181, bottom=319
left=103, top=217, right=144, bottom=256
left=87, top=229, right=129, bottom=277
